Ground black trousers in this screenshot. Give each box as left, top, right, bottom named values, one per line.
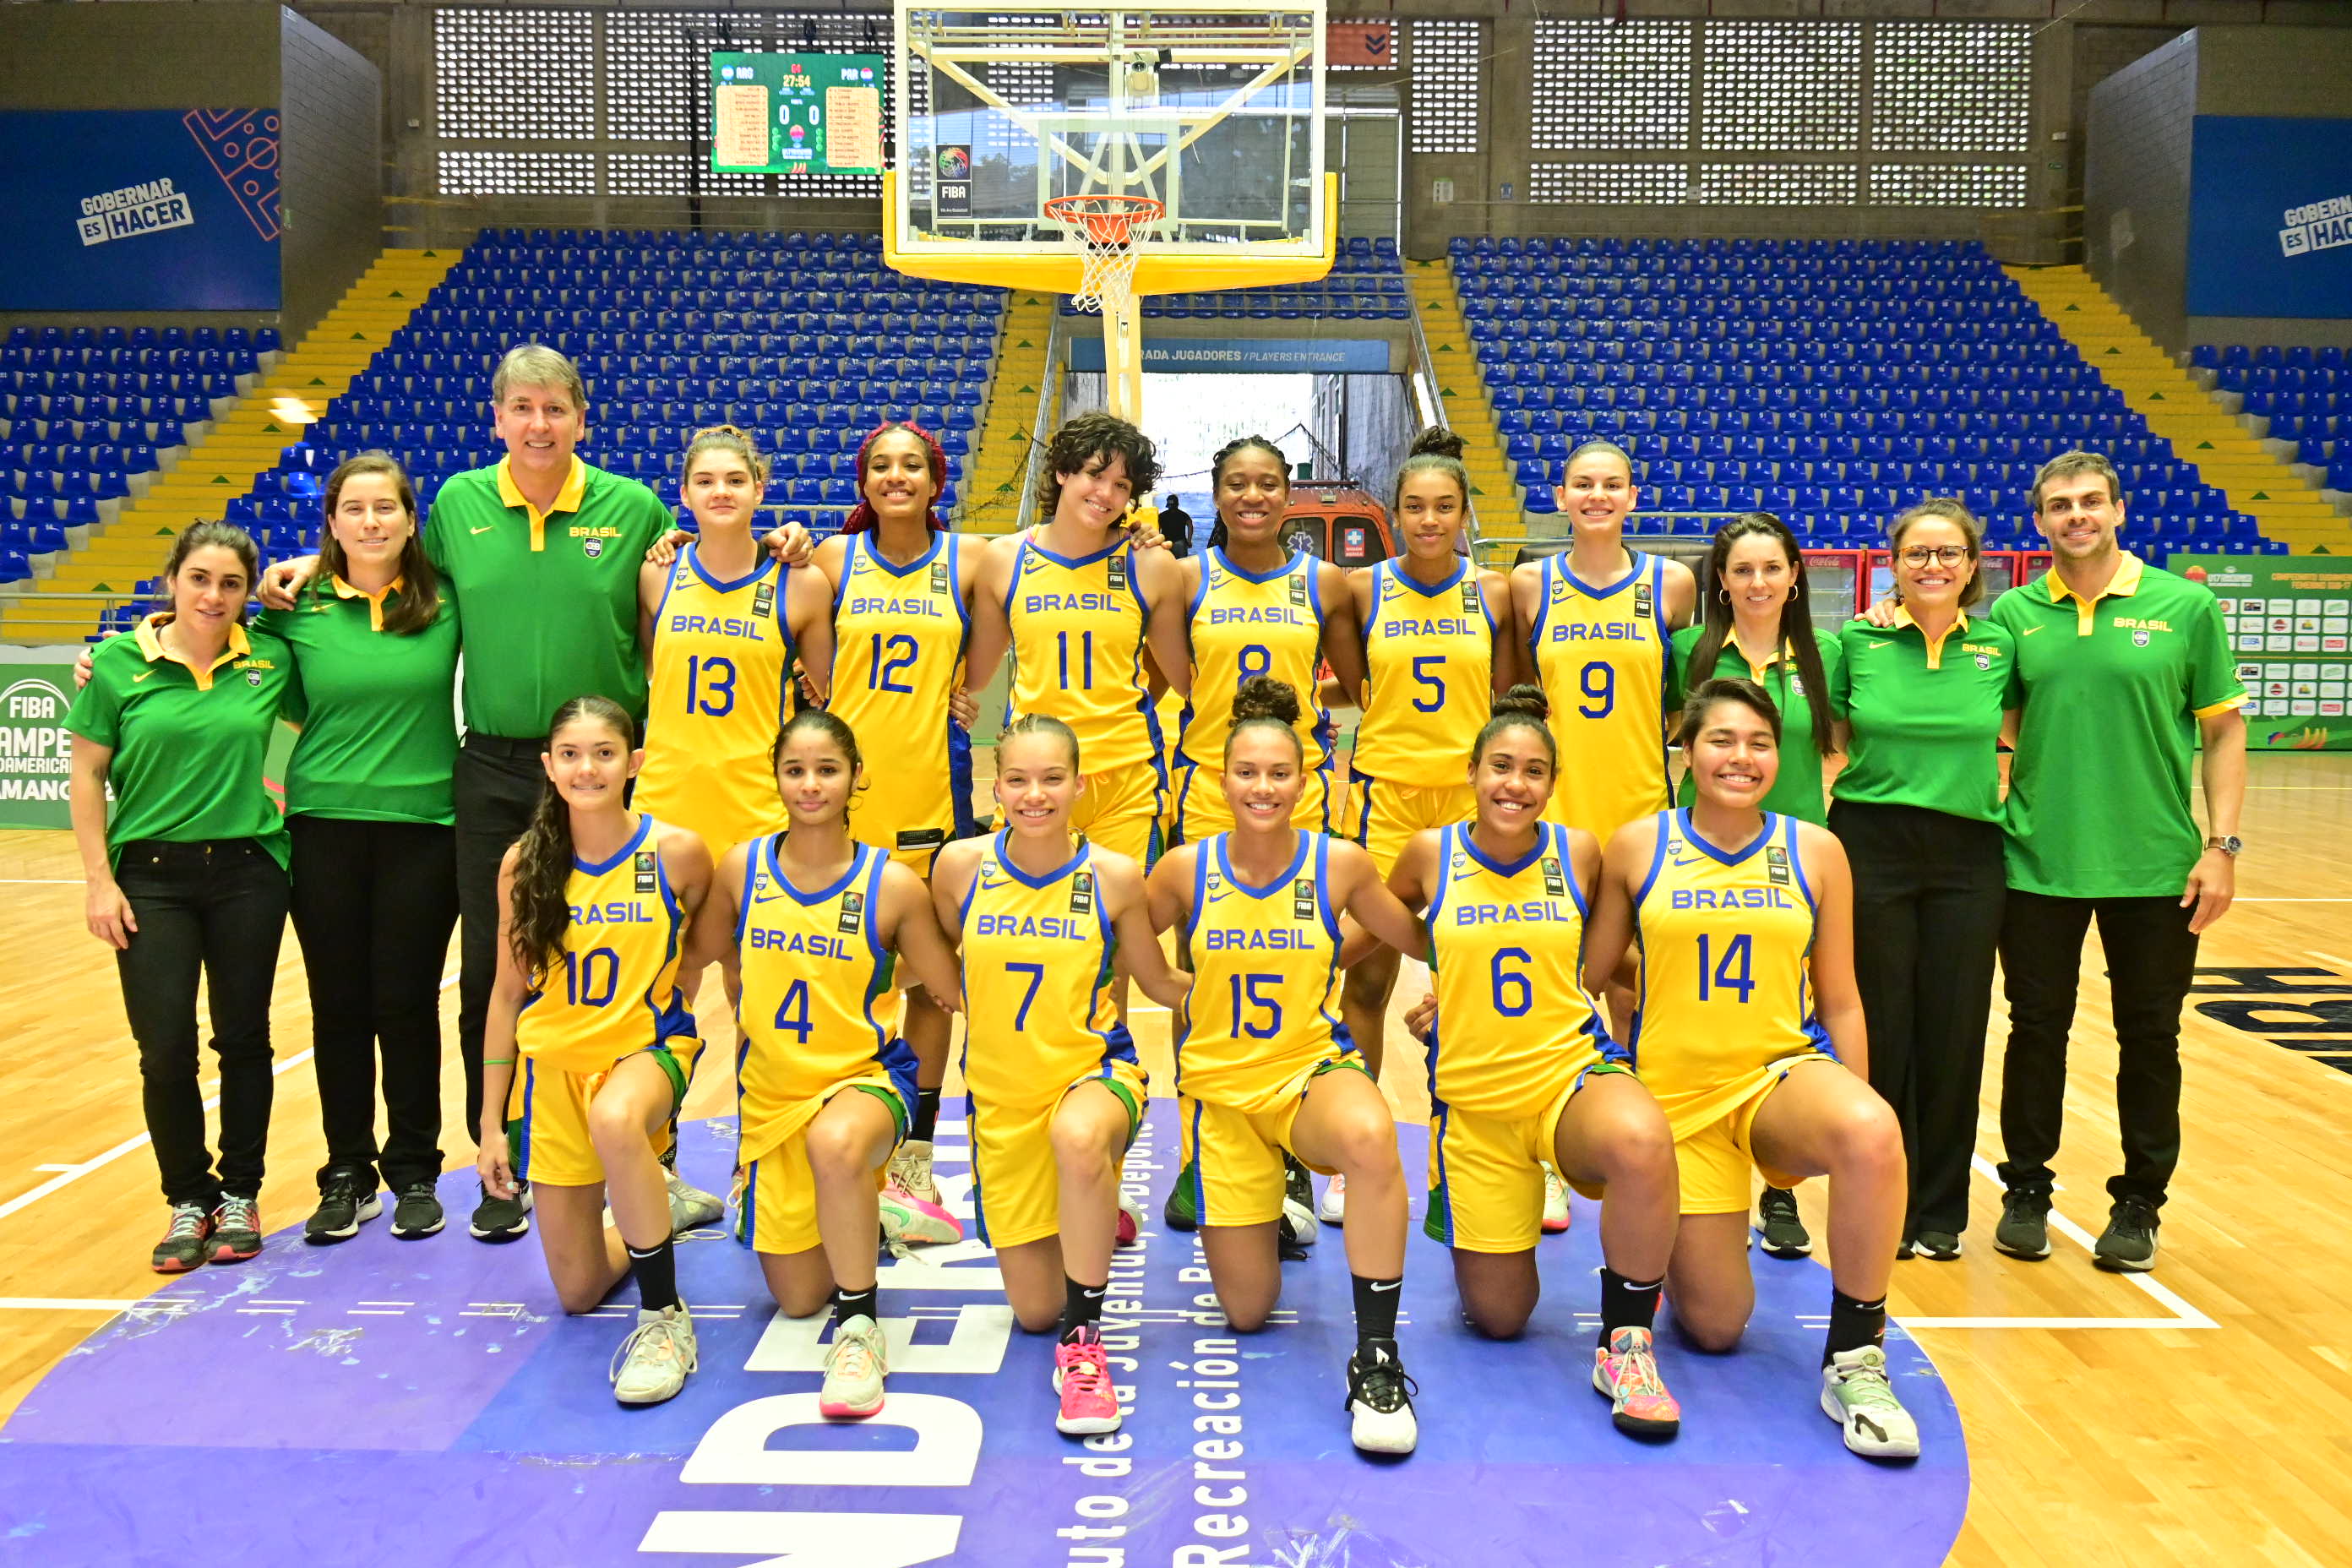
left=1829, top=801, right=2006, bottom=1238
left=453, top=735, right=546, bottom=1148
left=287, top=815, right=460, bottom=1192
left=113, top=839, right=290, bottom=1208
left=1995, top=889, right=2200, bottom=1208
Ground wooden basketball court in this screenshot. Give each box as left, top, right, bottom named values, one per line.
left=2, top=749, right=2348, bottom=1563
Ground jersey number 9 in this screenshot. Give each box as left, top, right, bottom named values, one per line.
left=1577, top=660, right=1614, bottom=720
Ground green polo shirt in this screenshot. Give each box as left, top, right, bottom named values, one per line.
left=422, top=455, right=670, bottom=738
left=1991, top=554, right=2246, bottom=899
left=1671, top=624, right=1844, bottom=825
left=1830, top=608, right=2019, bottom=825
left=257, top=574, right=460, bottom=825
left=66, top=614, right=293, bottom=870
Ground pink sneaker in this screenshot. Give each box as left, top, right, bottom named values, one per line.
left=1115, top=1194, right=1142, bottom=1246
left=1054, top=1325, right=1122, bottom=1435
left=1592, top=1326, right=1680, bottom=1438
left=880, top=1185, right=961, bottom=1249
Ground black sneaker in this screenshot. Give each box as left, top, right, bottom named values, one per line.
left=1162, top=1162, right=1199, bottom=1233
left=151, top=1202, right=213, bottom=1273
left=1281, top=1152, right=1317, bottom=1249
left=303, top=1178, right=382, bottom=1245
left=2093, top=1197, right=2160, bottom=1272
left=1994, top=1184, right=2053, bottom=1260
left=1343, top=1342, right=1419, bottom=1456
left=390, top=1182, right=446, bottom=1239
left=1914, top=1230, right=1964, bottom=1261
left=210, top=1194, right=264, bottom=1262
left=469, top=1180, right=533, bottom=1242
left=1756, top=1186, right=1811, bottom=1258
left=1896, top=1237, right=1916, bottom=1261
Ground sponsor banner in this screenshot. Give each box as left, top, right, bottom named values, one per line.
left=0, top=110, right=280, bottom=310
left=1068, top=335, right=1395, bottom=374
left=0, top=649, right=76, bottom=829
left=2187, top=116, right=2352, bottom=318
left=2175, top=553, right=2352, bottom=750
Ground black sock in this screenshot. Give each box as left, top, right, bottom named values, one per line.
left=1824, top=1288, right=1887, bottom=1365
left=1352, top=1272, right=1402, bottom=1351
left=911, top=1087, right=941, bottom=1143
left=1061, top=1275, right=1108, bottom=1340
left=833, top=1283, right=880, bottom=1328
left=1597, top=1266, right=1664, bottom=1342
left=627, top=1238, right=679, bottom=1314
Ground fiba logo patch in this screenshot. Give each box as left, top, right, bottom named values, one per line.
left=936, top=147, right=971, bottom=180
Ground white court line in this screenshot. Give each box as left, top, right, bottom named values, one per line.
left=0, top=1296, right=150, bottom=1312
left=2306, top=950, right=2352, bottom=969
left=2238, top=898, right=2352, bottom=903
left=0, top=879, right=79, bottom=885
left=0, top=969, right=460, bottom=1227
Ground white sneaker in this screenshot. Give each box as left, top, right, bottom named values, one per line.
left=1344, top=1343, right=1418, bottom=1456
left=1115, top=1193, right=1145, bottom=1245
left=1319, top=1173, right=1348, bottom=1225
left=820, top=1316, right=890, bottom=1419
left=1541, top=1166, right=1571, bottom=1234
left=888, top=1140, right=942, bottom=1206
left=1821, top=1345, right=1920, bottom=1458
left=666, top=1168, right=725, bottom=1234
left=610, top=1302, right=698, bottom=1406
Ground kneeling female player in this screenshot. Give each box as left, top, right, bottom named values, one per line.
left=1581, top=678, right=1919, bottom=1458
left=1146, top=677, right=1431, bottom=1456
left=686, top=709, right=964, bottom=1422
left=934, top=712, right=1194, bottom=1435
left=478, top=695, right=712, bottom=1407
left=1376, top=686, right=1684, bottom=1438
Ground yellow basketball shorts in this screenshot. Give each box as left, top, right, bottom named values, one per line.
left=1669, top=1053, right=1838, bottom=1215
left=736, top=1075, right=912, bottom=1255
left=506, top=1037, right=700, bottom=1189
left=1170, top=760, right=1332, bottom=846
left=1348, top=774, right=1477, bottom=879
left=1177, top=1054, right=1366, bottom=1228
left=1423, top=1063, right=1634, bottom=1253
left=968, top=1060, right=1148, bottom=1250
left=1064, top=759, right=1167, bottom=865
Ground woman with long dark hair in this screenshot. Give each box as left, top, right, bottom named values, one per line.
left=476, top=696, right=714, bottom=1406
left=258, top=455, right=462, bottom=1244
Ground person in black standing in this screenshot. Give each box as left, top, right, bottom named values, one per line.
left=1159, top=493, right=1194, bottom=556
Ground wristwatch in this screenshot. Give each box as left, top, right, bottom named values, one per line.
left=2205, top=836, right=2243, bottom=858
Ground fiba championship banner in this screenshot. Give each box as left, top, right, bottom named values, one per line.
left=0, top=649, right=78, bottom=830
left=2174, top=554, right=2352, bottom=752
left=2186, top=116, right=2352, bottom=318
left=0, top=110, right=281, bottom=311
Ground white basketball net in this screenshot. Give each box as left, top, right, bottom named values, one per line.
left=1049, top=198, right=1160, bottom=315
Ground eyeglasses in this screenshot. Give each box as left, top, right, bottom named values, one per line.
left=1897, top=546, right=1972, bottom=568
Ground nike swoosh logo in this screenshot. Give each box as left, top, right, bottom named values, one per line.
left=1082, top=1288, right=1106, bottom=1299
left=2023, top=626, right=2044, bottom=635
left=751, top=889, right=784, bottom=903
left=1369, top=1280, right=1400, bottom=1293
left=132, top=671, right=155, bottom=683
left=471, top=525, right=497, bottom=535
left=1865, top=640, right=1891, bottom=649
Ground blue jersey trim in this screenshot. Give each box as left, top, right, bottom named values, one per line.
left=1677, top=807, right=1776, bottom=869
left=574, top=812, right=653, bottom=878
left=1214, top=828, right=1312, bottom=899
left=686, top=542, right=778, bottom=596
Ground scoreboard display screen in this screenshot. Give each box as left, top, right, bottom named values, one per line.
left=710, top=52, right=885, bottom=177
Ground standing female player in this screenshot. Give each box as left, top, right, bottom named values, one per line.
left=1667, top=513, right=1843, bottom=1259
left=1169, top=434, right=1366, bottom=845
left=1582, top=678, right=1919, bottom=1459
left=1375, top=686, right=1685, bottom=1438
left=1340, top=427, right=1518, bottom=1102
left=686, top=709, right=965, bottom=1422
left=1832, top=500, right=2016, bottom=1261
left=1147, top=678, right=1432, bottom=1456
left=816, top=420, right=983, bottom=1234
left=476, top=696, right=711, bottom=1407
left=1513, top=438, right=1696, bottom=842
left=68, top=520, right=293, bottom=1272
left=258, top=455, right=462, bottom=1246
left=934, top=712, right=1194, bottom=1435
left=969, top=412, right=1190, bottom=868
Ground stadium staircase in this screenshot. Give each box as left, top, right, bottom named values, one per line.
left=2012, top=265, right=2347, bottom=553
left=962, top=291, right=1056, bottom=534
left=1, top=249, right=460, bottom=645
left=1407, top=260, right=1518, bottom=564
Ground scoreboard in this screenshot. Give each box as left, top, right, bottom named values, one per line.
left=710, top=52, right=885, bottom=177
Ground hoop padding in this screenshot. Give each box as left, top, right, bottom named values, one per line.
left=1045, top=194, right=1163, bottom=315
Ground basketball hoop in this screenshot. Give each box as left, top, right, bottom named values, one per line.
left=1044, top=193, right=1163, bottom=315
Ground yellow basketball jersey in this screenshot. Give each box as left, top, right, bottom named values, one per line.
left=1353, top=558, right=1494, bottom=789
left=1628, top=809, right=1832, bottom=1124
left=957, top=832, right=1136, bottom=1108
left=634, top=546, right=797, bottom=856
left=1176, top=831, right=1352, bottom=1113
left=829, top=530, right=977, bottom=856
left=734, top=836, right=916, bottom=1156
left=515, top=814, right=695, bottom=1075
left=1532, top=550, right=1672, bottom=841
left=1179, top=547, right=1332, bottom=769
left=1426, top=822, right=1621, bottom=1116
left=1006, top=530, right=1161, bottom=775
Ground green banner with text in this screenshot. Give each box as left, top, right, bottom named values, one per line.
left=2174, top=554, right=2352, bottom=750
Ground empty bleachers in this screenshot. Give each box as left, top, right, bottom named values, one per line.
left=1451, top=236, right=2281, bottom=557
left=2195, top=343, right=2352, bottom=496
left=1059, top=234, right=1411, bottom=321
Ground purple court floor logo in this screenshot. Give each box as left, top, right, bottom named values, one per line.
left=0, top=1107, right=1967, bottom=1566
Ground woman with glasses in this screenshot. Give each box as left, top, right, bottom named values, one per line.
left=1830, top=500, right=2018, bottom=1262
